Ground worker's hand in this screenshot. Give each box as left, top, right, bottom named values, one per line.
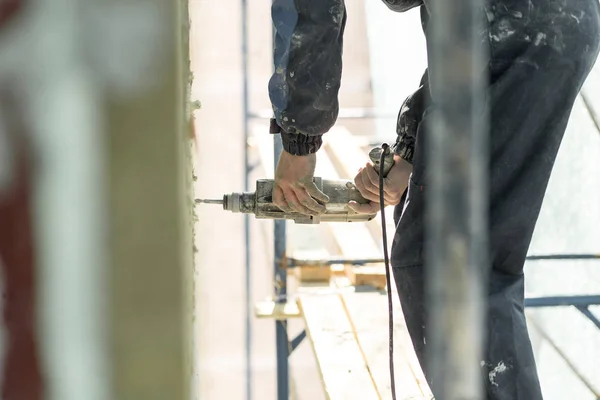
left=348, top=155, right=412, bottom=214
left=273, top=151, right=330, bottom=216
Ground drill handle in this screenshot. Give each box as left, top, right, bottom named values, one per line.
left=369, top=145, right=395, bottom=178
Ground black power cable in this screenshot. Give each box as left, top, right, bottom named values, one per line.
left=378, top=143, right=397, bottom=400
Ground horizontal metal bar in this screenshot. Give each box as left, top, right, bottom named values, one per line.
left=247, top=108, right=397, bottom=121
left=524, top=295, right=600, bottom=308
left=526, top=254, right=600, bottom=261
left=290, top=330, right=307, bottom=353
left=287, top=257, right=384, bottom=268
left=575, top=305, right=600, bottom=330
left=288, top=253, right=600, bottom=268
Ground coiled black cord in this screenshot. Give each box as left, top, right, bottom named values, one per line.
left=379, top=143, right=396, bottom=400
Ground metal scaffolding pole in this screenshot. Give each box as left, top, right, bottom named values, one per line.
left=241, top=1, right=253, bottom=399
left=273, top=133, right=289, bottom=400
left=242, top=0, right=289, bottom=397
left=426, top=1, right=489, bottom=399
left=268, top=2, right=289, bottom=398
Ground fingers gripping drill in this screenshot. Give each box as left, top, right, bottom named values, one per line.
left=196, top=145, right=395, bottom=224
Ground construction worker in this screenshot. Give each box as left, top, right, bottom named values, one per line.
left=270, top=0, right=600, bottom=398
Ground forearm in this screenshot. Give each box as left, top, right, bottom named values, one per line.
left=269, top=0, right=346, bottom=155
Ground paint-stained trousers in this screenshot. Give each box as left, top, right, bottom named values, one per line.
left=391, top=0, right=600, bottom=399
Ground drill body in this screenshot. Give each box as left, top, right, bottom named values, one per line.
left=219, top=177, right=376, bottom=224
left=197, top=145, right=395, bottom=224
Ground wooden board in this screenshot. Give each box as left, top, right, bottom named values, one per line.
left=341, top=290, right=433, bottom=399
left=254, top=300, right=301, bottom=320
left=297, top=293, right=380, bottom=399
left=292, top=250, right=333, bottom=283
left=294, top=265, right=333, bottom=283
left=581, top=61, right=600, bottom=132
left=344, top=265, right=388, bottom=289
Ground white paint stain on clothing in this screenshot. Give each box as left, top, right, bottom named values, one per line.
left=534, top=32, right=547, bottom=46
left=490, top=18, right=516, bottom=42
left=329, top=4, right=344, bottom=24
left=489, top=361, right=508, bottom=386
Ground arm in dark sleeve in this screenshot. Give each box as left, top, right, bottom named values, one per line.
left=380, top=0, right=424, bottom=13
left=394, top=4, right=431, bottom=164
left=394, top=69, right=430, bottom=164
left=269, top=0, right=346, bottom=156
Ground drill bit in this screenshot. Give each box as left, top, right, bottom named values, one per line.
left=195, top=198, right=223, bottom=205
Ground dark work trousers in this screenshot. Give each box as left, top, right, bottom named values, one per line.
left=390, top=1, right=600, bottom=399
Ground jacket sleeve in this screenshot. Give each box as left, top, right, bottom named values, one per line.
left=380, top=0, right=424, bottom=13
left=394, top=69, right=430, bottom=164
left=393, top=4, right=430, bottom=164
left=269, top=0, right=346, bottom=156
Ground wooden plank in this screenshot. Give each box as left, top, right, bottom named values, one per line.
left=289, top=235, right=335, bottom=284
left=581, top=61, right=600, bottom=132
left=293, top=250, right=333, bottom=283
left=341, top=290, right=433, bottom=399
left=331, top=263, right=346, bottom=277
left=316, top=139, right=387, bottom=287
left=344, top=265, right=388, bottom=289
left=295, top=266, right=333, bottom=283
left=298, top=293, right=380, bottom=399
left=254, top=300, right=301, bottom=320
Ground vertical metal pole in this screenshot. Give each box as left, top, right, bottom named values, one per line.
left=273, top=147, right=289, bottom=400
left=241, top=0, right=253, bottom=399
left=273, top=134, right=289, bottom=400
left=426, top=1, right=488, bottom=399
left=271, top=2, right=289, bottom=396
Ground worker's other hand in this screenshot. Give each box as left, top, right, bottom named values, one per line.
left=348, top=155, right=412, bottom=214
left=274, top=151, right=330, bottom=216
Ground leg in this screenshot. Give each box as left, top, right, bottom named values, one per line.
left=391, top=0, right=600, bottom=398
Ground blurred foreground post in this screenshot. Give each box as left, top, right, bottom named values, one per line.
left=105, top=0, right=193, bottom=399
left=426, top=0, right=489, bottom=399
left=0, top=0, right=192, bottom=398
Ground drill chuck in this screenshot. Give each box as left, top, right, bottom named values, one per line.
left=222, top=192, right=255, bottom=213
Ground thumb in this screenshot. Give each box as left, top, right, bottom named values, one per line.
left=304, top=181, right=330, bottom=203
